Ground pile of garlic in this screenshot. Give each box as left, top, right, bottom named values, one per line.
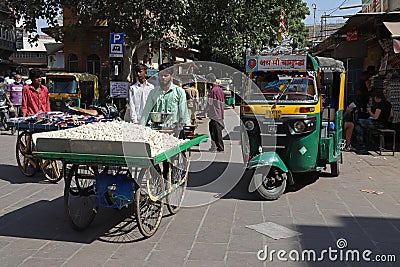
left=36, top=121, right=184, bottom=156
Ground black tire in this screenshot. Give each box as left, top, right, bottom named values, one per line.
left=41, top=160, right=63, bottom=182
left=330, top=161, right=340, bottom=177
left=253, top=167, right=287, bottom=200
left=3, top=112, right=9, bottom=131
left=135, top=167, right=164, bottom=238
left=64, top=164, right=97, bottom=231
left=16, top=131, right=38, bottom=177
left=167, top=152, right=189, bottom=214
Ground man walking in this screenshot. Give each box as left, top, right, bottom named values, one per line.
left=205, top=73, right=225, bottom=152
left=127, top=63, right=154, bottom=123
left=184, top=84, right=199, bottom=126
left=6, top=73, right=24, bottom=117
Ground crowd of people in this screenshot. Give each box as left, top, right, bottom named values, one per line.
left=342, top=68, right=394, bottom=153
left=0, top=68, right=49, bottom=118
left=126, top=62, right=225, bottom=152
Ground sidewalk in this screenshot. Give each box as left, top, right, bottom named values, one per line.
left=0, top=109, right=398, bottom=266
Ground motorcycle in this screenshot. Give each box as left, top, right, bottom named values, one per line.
left=0, top=89, right=15, bottom=135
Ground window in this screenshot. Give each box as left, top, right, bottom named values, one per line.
left=86, top=54, right=100, bottom=77
left=68, top=54, right=78, bottom=72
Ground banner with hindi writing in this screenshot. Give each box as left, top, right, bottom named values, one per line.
left=246, top=55, right=307, bottom=72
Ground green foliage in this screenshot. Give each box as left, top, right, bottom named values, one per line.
left=5, top=0, right=310, bottom=68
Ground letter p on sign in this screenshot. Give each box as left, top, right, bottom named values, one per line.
left=110, top=33, right=124, bottom=57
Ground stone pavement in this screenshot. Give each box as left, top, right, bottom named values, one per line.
left=0, top=108, right=399, bottom=266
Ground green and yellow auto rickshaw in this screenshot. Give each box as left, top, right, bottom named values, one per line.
left=217, top=78, right=235, bottom=108
left=241, top=53, right=345, bottom=200
left=46, top=73, right=99, bottom=111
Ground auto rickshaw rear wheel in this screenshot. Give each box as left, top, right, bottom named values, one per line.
left=330, top=161, right=340, bottom=177
left=253, top=167, right=286, bottom=200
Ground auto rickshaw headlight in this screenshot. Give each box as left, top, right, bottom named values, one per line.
left=293, top=121, right=306, bottom=133
left=244, top=120, right=255, bottom=131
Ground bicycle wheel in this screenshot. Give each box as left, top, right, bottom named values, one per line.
left=134, top=166, right=164, bottom=238
left=167, top=151, right=189, bottom=214
left=41, top=160, right=63, bottom=182
left=16, top=130, right=38, bottom=177
left=64, top=164, right=97, bottom=231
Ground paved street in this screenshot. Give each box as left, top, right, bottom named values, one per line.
left=0, top=107, right=399, bottom=266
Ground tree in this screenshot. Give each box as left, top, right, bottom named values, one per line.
left=6, top=0, right=310, bottom=69
left=183, top=0, right=310, bottom=69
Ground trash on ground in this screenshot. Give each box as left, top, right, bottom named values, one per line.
left=360, top=189, right=383, bottom=195
left=246, top=222, right=302, bottom=240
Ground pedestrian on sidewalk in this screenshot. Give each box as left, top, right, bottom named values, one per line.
left=205, top=73, right=224, bottom=152
left=126, top=63, right=154, bottom=123
left=21, top=68, right=50, bottom=117
left=6, top=73, right=24, bottom=117
left=184, top=84, right=199, bottom=126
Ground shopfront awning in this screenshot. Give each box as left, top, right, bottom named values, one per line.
left=383, top=22, right=400, bottom=38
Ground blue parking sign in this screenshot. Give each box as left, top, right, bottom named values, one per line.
left=110, top=33, right=124, bottom=57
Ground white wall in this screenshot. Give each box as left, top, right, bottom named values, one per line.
left=47, top=52, right=64, bottom=69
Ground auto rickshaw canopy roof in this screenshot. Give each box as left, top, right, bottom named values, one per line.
left=315, top=57, right=345, bottom=72
left=46, top=72, right=99, bottom=100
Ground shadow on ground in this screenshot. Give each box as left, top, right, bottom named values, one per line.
left=0, top=196, right=169, bottom=244
left=265, top=216, right=400, bottom=266
left=0, top=164, right=49, bottom=184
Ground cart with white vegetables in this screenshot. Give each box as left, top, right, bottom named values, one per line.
left=8, top=112, right=114, bottom=182
left=31, top=121, right=207, bottom=236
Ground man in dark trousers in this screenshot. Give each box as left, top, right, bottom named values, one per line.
left=205, top=73, right=225, bottom=152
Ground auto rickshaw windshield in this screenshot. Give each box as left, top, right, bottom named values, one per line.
left=48, top=78, right=78, bottom=94
left=246, top=72, right=318, bottom=103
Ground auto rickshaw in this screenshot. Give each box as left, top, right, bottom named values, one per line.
left=241, top=52, right=345, bottom=200
left=217, top=78, right=235, bottom=108
left=46, top=73, right=99, bottom=111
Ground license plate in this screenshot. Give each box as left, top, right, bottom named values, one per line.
left=265, top=110, right=281, bottom=119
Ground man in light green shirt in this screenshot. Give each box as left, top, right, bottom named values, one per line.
left=140, top=63, right=190, bottom=127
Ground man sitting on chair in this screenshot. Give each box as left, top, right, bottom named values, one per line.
left=354, top=91, right=393, bottom=152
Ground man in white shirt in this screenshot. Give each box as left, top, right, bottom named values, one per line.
left=127, top=63, right=154, bottom=123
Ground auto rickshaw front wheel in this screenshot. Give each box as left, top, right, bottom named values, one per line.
left=252, top=167, right=287, bottom=200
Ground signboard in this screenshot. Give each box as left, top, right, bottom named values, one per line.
left=245, top=55, right=307, bottom=72
left=362, top=0, right=388, bottom=13
left=109, top=33, right=124, bottom=57
left=110, top=81, right=129, bottom=98
left=346, top=30, right=358, bottom=41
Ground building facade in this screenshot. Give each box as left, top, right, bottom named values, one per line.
left=0, top=4, right=17, bottom=76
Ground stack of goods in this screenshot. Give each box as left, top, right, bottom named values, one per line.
left=8, top=111, right=114, bottom=129
left=34, top=121, right=183, bottom=156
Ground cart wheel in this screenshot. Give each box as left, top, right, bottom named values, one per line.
left=167, top=151, right=189, bottom=214
left=41, top=160, right=63, bottom=182
left=64, top=164, right=97, bottom=231
left=134, top=167, right=164, bottom=238
left=16, top=130, right=38, bottom=177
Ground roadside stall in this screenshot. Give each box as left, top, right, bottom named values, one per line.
left=31, top=120, right=206, bottom=235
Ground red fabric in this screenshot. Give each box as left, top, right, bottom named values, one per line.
left=21, top=84, right=51, bottom=115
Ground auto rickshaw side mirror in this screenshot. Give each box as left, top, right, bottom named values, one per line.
left=321, top=70, right=333, bottom=85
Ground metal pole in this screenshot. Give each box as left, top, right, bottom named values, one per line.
left=312, top=3, right=316, bottom=43
left=159, top=41, right=163, bottom=66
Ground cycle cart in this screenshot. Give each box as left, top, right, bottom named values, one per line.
left=8, top=111, right=117, bottom=182
left=7, top=120, right=64, bottom=182
left=32, top=134, right=207, bottom=237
